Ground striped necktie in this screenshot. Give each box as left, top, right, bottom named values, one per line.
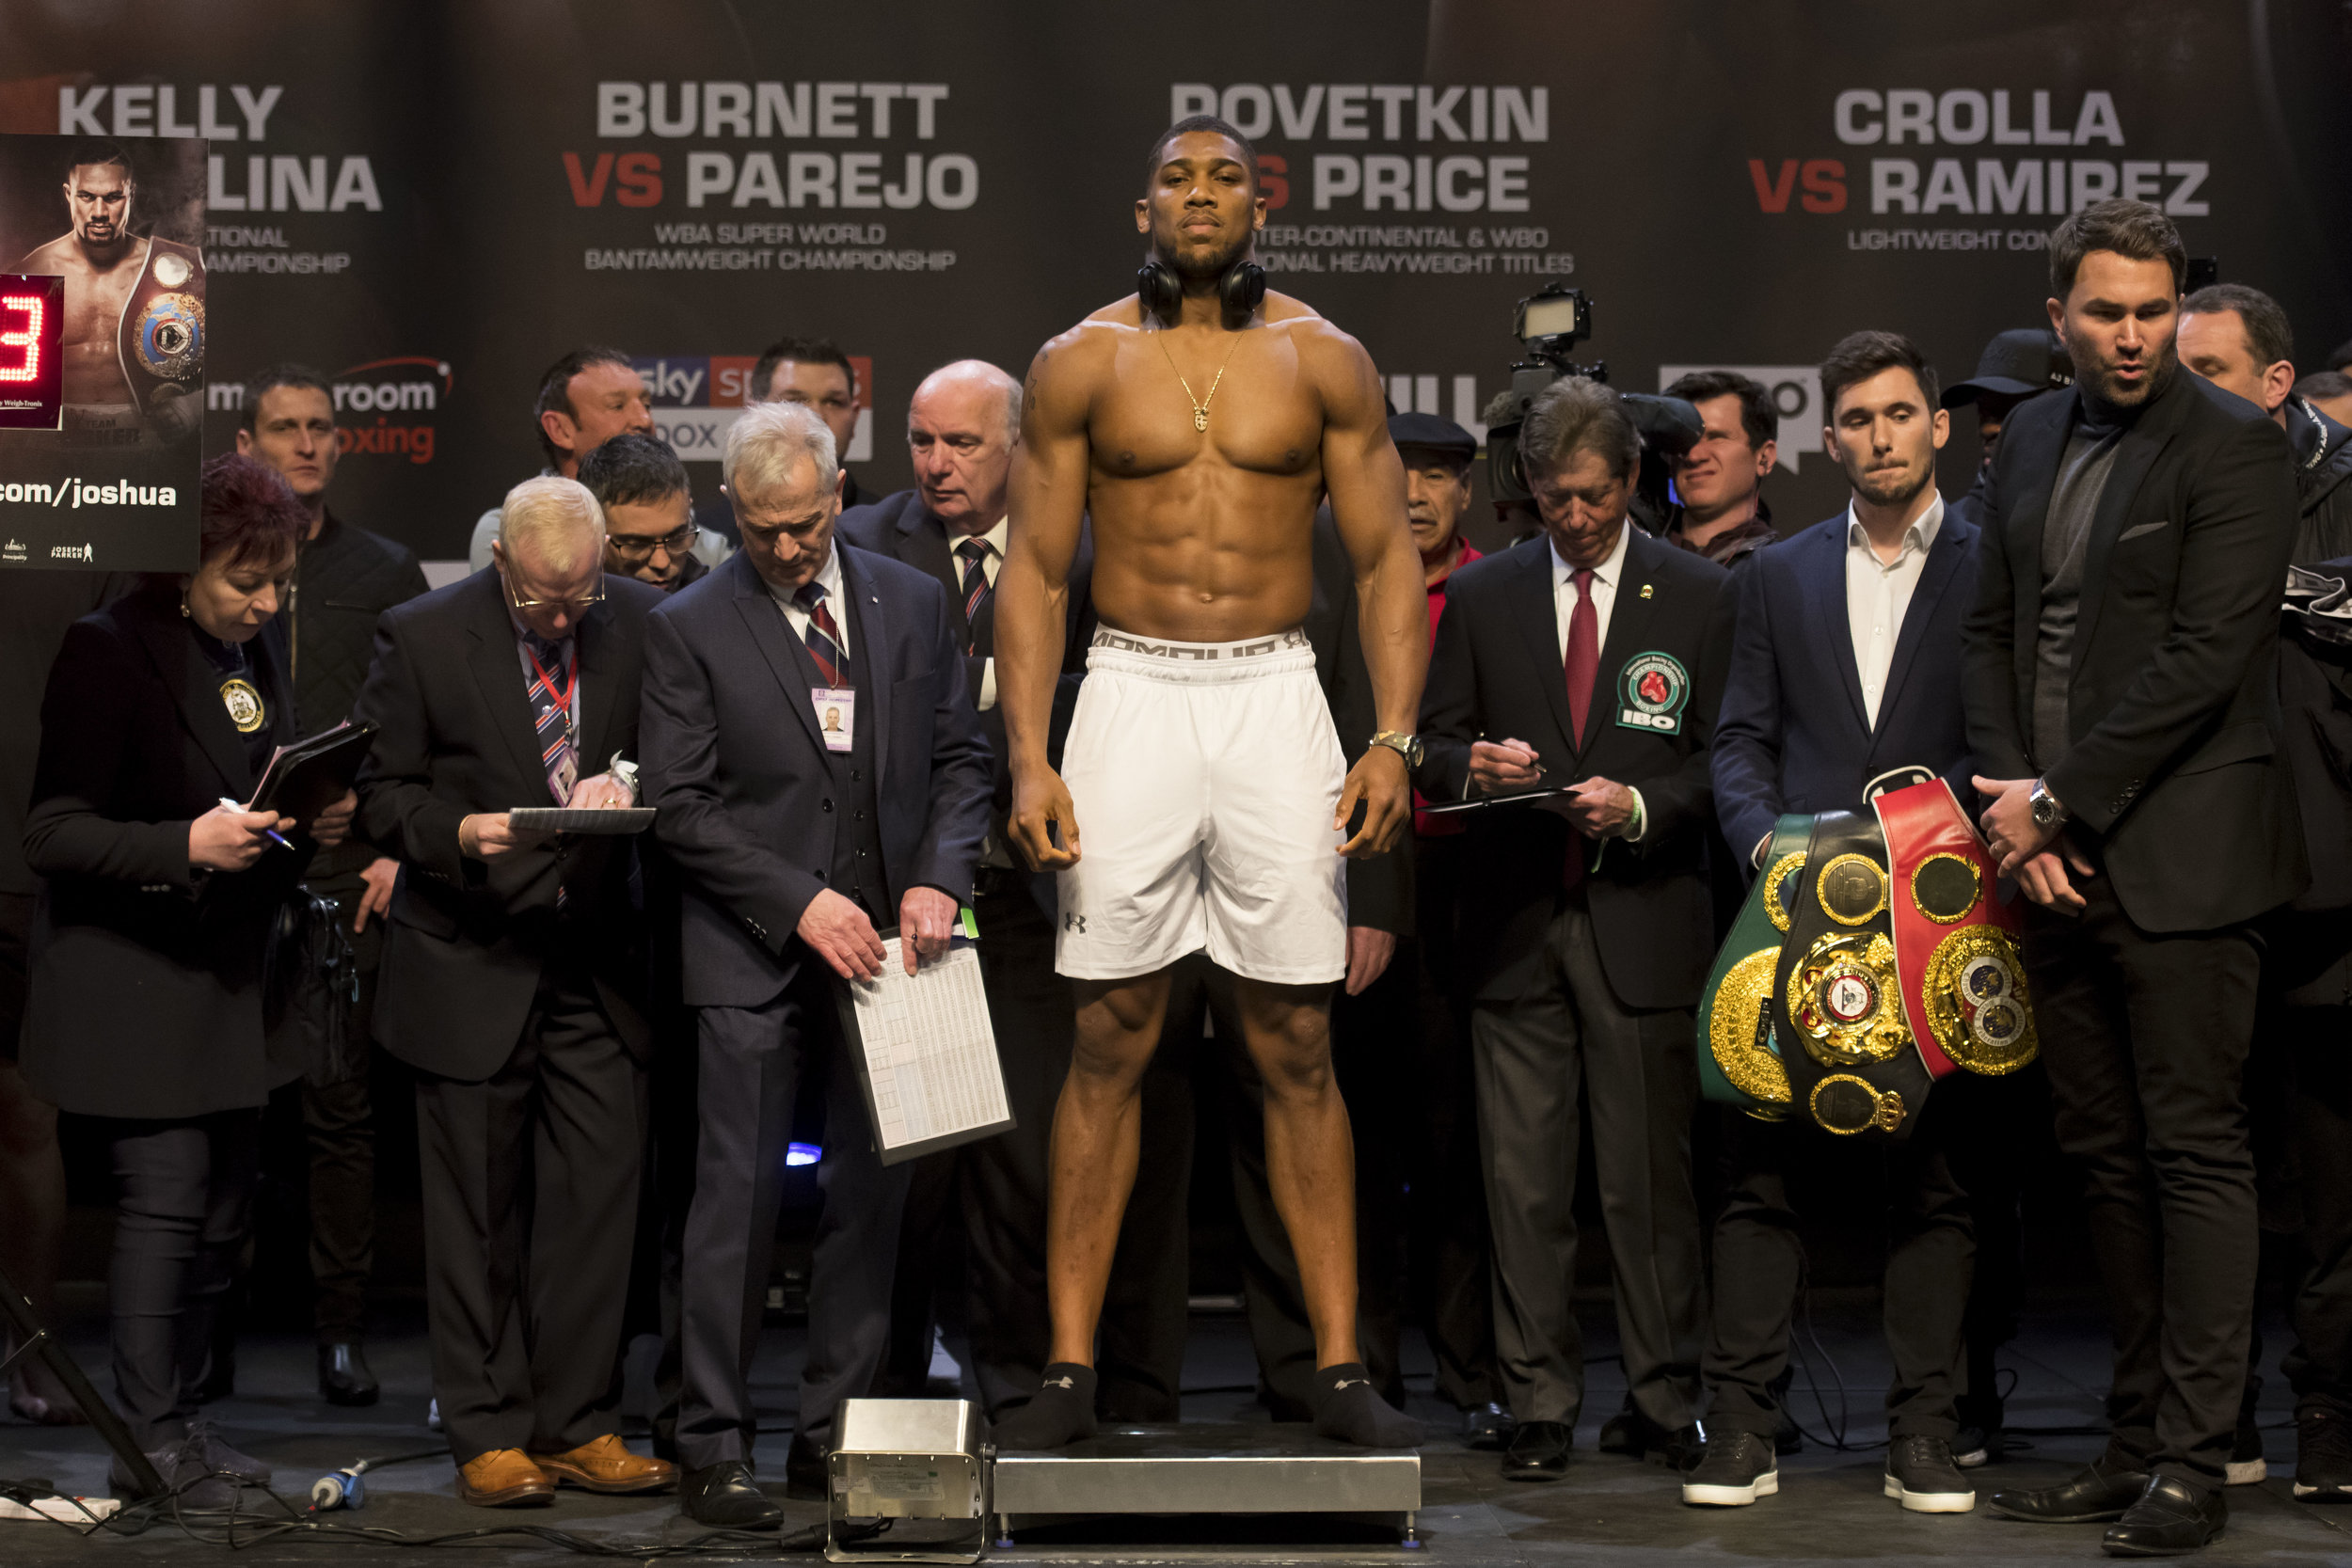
left=795, top=579, right=847, bottom=686
left=522, top=633, right=578, bottom=805
left=955, top=538, right=994, bottom=655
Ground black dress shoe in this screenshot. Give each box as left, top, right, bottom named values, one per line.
left=680, top=1461, right=783, bottom=1528
left=1990, top=1458, right=2153, bottom=1524
left=1502, top=1419, right=1572, bottom=1481
left=2103, top=1475, right=2225, bottom=1557
left=1461, top=1402, right=1515, bottom=1450
left=317, top=1343, right=379, bottom=1408
left=784, top=1433, right=828, bottom=1500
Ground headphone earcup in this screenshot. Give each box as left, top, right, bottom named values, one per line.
left=1136, top=261, right=1181, bottom=327
left=1221, top=261, right=1266, bottom=328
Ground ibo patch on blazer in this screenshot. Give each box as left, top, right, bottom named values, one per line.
left=1615, top=651, right=1689, bottom=734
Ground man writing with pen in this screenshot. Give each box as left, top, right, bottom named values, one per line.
left=1412, top=376, right=1735, bottom=1481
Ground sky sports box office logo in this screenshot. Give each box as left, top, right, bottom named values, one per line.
left=636, top=353, right=873, bottom=463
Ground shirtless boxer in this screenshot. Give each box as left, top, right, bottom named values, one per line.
left=993, top=116, right=1427, bottom=1449
left=15, top=142, right=198, bottom=445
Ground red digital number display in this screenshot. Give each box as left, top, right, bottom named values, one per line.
left=0, top=273, right=64, bottom=431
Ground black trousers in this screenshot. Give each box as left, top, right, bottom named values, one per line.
left=677, top=970, right=910, bottom=1469
left=413, top=963, right=645, bottom=1464
left=882, top=887, right=1192, bottom=1421
left=96, top=1111, right=261, bottom=1449
left=2024, top=877, right=2263, bottom=1489
left=1228, top=832, right=1499, bottom=1418
left=1470, top=897, right=1705, bottom=1432
left=1701, top=1089, right=1975, bottom=1441
left=299, top=865, right=387, bottom=1344
left=2259, top=907, right=2352, bottom=1418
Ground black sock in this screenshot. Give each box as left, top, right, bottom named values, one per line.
left=993, top=1363, right=1099, bottom=1449
left=1312, top=1362, right=1423, bottom=1448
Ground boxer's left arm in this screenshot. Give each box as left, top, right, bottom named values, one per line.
left=1318, top=325, right=1427, bottom=859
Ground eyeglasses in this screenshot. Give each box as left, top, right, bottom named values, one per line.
left=502, top=570, right=607, bottom=614
left=605, top=524, right=699, bottom=562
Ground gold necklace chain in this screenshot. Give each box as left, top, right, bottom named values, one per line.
left=1155, top=330, right=1244, bottom=433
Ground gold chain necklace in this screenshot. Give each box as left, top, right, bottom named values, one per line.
left=1155, top=329, right=1244, bottom=432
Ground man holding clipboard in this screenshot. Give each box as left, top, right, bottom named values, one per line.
left=638, top=402, right=991, bottom=1528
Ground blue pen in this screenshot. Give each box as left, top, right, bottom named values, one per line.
left=219, top=797, right=295, bottom=852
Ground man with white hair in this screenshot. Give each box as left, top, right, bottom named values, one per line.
left=640, top=402, right=991, bottom=1526
left=840, top=360, right=1106, bottom=1418
left=354, top=476, right=674, bottom=1508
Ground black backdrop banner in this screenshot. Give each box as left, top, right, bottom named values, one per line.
left=1, top=0, right=2344, bottom=566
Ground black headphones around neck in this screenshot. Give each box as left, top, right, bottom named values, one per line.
left=1136, top=254, right=1266, bottom=330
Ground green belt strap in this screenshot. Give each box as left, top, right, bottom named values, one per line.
left=1693, top=813, right=1811, bottom=1116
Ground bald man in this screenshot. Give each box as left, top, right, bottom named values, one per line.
left=839, top=361, right=1104, bottom=1418
left=354, top=479, right=673, bottom=1507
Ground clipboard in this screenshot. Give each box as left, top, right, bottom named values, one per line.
left=245, top=721, right=379, bottom=831
left=1418, top=785, right=1571, bottom=816
left=833, top=924, right=1015, bottom=1166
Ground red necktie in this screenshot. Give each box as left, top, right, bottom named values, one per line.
left=1562, top=568, right=1597, bottom=889
left=1564, top=568, right=1597, bottom=744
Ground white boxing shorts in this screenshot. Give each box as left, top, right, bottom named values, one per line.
left=1055, top=626, right=1348, bottom=986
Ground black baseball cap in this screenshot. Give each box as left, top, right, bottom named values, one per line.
left=1388, top=410, right=1477, bottom=463
left=1942, top=328, right=2073, bottom=408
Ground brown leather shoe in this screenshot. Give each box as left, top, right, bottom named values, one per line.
left=529, top=1433, right=677, bottom=1495
left=457, top=1449, right=556, bottom=1507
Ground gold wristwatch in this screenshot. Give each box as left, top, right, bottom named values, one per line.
left=1368, top=731, right=1424, bottom=768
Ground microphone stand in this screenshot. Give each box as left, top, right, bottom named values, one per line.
left=0, top=1260, right=166, bottom=1498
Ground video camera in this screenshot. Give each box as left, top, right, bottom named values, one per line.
left=1483, top=282, right=1701, bottom=534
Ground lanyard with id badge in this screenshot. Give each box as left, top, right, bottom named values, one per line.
left=814, top=688, right=855, bottom=752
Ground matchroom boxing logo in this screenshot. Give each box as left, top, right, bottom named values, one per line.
left=205, top=356, right=451, bottom=465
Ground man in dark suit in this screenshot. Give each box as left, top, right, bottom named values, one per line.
left=1416, top=376, right=1732, bottom=1481
left=641, top=401, right=991, bottom=1527
left=1964, top=200, right=2304, bottom=1555
left=354, top=477, right=674, bottom=1508
left=1690, top=331, right=1982, bottom=1515
left=840, top=359, right=1103, bottom=1421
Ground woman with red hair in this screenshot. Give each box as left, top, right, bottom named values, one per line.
left=18, top=454, right=356, bottom=1505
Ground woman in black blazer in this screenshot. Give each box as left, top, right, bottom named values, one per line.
left=19, top=454, right=355, bottom=1503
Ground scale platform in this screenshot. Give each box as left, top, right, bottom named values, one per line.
left=991, top=1423, right=1422, bottom=1547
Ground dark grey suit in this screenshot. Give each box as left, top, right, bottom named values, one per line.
left=640, top=544, right=989, bottom=1467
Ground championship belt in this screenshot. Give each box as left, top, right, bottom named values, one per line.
left=114, top=237, right=205, bottom=442
left=1872, top=778, right=2039, bottom=1077
left=1694, top=815, right=1809, bottom=1118
left=1769, top=809, right=1931, bottom=1139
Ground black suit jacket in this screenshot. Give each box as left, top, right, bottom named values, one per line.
left=1417, top=527, right=1734, bottom=1008
left=353, top=569, right=666, bottom=1079
left=639, top=546, right=993, bottom=1008
left=1306, top=510, right=1413, bottom=935
left=1712, top=509, right=1979, bottom=863
left=1962, top=372, right=2305, bottom=930
left=21, top=585, right=308, bottom=1117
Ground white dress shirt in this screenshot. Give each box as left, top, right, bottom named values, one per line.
left=953, top=515, right=1010, bottom=710
left=1844, top=493, right=1943, bottom=728
left=1549, top=518, right=1630, bottom=660
left=767, top=541, right=854, bottom=655
left=1544, top=519, right=1645, bottom=843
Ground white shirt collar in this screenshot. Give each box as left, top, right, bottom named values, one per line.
left=1844, top=492, right=1945, bottom=561
left=1549, top=516, right=1631, bottom=587
left=766, top=541, right=846, bottom=610
left=948, top=516, right=1009, bottom=559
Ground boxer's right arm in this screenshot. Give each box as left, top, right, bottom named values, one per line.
left=1000, top=333, right=1092, bottom=869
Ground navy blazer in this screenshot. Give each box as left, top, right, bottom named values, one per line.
left=1711, top=508, right=1979, bottom=864
left=1416, top=527, right=1734, bottom=1009
left=640, top=544, right=993, bottom=1008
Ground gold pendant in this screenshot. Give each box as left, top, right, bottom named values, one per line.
left=1193, top=409, right=1208, bottom=432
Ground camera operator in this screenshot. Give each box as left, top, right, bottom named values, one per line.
left=1939, top=329, right=2072, bottom=528
left=1660, top=372, right=1779, bottom=567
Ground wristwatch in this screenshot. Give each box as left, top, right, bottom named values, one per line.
left=2028, top=778, right=2070, bottom=832
left=1368, top=731, right=1424, bottom=768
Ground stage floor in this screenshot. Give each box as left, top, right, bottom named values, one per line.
left=1, top=1291, right=2344, bottom=1566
